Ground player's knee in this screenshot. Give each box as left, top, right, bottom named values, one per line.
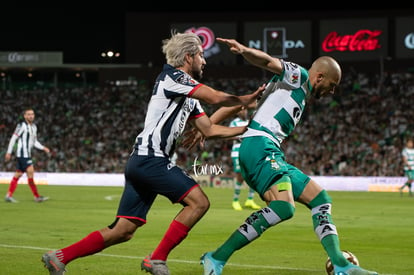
left=189, top=195, right=210, bottom=217
left=268, top=200, right=295, bottom=221
left=197, top=198, right=210, bottom=215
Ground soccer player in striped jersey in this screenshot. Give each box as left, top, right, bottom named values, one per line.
left=4, top=108, right=50, bottom=203
left=399, top=138, right=414, bottom=196
left=41, top=31, right=264, bottom=275
left=200, top=38, right=378, bottom=275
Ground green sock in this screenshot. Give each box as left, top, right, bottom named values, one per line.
left=309, top=190, right=348, bottom=267
left=213, top=230, right=249, bottom=262
left=321, top=234, right=348, bottom=267
left=233, top=181, right=242, bottom=201
left=214, top=201, right=292, bottom=262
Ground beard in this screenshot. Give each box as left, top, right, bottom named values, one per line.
left=193, top=70, right=203, bottom=81
left=191, top=65, right=204, bottom=81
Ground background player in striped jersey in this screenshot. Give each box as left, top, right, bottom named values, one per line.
left=200, top=38, right=378, bottom=275
left=41, top=31, right=264, bottom=275
left=399, top=138, right=414, bottom=196
left=228, top=108, right=261, bottom=211
left=4, top=108, right=50, bottom=203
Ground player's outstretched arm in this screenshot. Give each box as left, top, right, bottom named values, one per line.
left=192, top=84, right=264, bottom=108
left=216, top=37, right=283, bottom=74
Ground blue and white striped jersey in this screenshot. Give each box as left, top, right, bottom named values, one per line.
left=134, top=64, right=206, bottom=158
left=6, top=121, right=45, bottom=158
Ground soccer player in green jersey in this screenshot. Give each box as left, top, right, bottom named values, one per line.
left=399, top=138, right=414, bottom=196
left=200, top=38, right=378, bottom=275
left=229, top=108, right=261, bottom=211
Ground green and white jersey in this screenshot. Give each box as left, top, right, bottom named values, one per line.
left=230, top=117, right=248, bottom=157
left=242, top=60, right=311, bottom=147
left=230, top=117, right=249, bottom=129
left=402, top=147, right=414, bottom=171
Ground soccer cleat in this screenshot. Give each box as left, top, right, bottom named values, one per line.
left=35, top=196, right=49, bottom=202
left=5, top=196, right=18, bottom=203
left=42, top=250, right=66, bottom=275
left=334, top=263, right=378, bottom=275
left=244, top=199, right=261, bottom=210
left=200, top=252, right=225, bottom=275
left=232, top=200, right=242, bottom=211
left=141, top=254, right=170, bottom=275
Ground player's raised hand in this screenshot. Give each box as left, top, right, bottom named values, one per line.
left=216, top=38, right=245, bottom=55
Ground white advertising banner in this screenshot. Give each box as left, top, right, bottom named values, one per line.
left=0, top=172, right=408, bottom=192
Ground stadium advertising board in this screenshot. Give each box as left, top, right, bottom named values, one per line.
left=395, top=17, right=414, bottom=59
left=244, top=21, right=312, bottom=64
left=0, top=51, right=63, bottom=66
left=319, top=18, right=388, bottom=61
left=170, top=23, right=237, bottom=65
left=0, top=171, right=406, bottom=192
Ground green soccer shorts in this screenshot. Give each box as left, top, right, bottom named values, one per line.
left=239, top=136, right=310, bottom=200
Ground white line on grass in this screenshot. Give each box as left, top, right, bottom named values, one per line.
left=0, top=243, right=396, bottom=274
left=104, top=194, right=121, bottom=200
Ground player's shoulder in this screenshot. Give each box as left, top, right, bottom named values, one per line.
left=15, top=121, right=24, bottom=127
left=162, top=67, right=200, bottom=89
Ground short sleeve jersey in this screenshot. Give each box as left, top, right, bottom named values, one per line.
left=402, top=146, right=414, bottom=171
left=229, top=117, right=248, bottom=157
left=134, top=64, right=206, bottom=158
left=7, top=121, right=44, bottom=158
left=242, top=60, right=311, bottom=147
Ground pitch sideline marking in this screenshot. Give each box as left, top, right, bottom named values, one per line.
left=0, top=243, right=396, bottom=274
left=104, top=194, right=121, bottom=201
left=0, top=243, right=320, bottom=272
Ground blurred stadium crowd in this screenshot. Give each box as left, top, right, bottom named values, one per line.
left=1, top=70, right=413, bottom=177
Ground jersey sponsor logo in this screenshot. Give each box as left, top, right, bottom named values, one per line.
left=293, top=107, right=301, bottom=120
left=291, top=71, right=299, bottom=84
left=176, top=74, right=191, bottom=85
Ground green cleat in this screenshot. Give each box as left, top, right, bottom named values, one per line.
left=232, top=201, right=242, bottom=211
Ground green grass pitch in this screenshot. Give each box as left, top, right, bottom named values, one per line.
left=0, top=184, right=412, bottom=274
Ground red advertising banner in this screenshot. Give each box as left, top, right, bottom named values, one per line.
left=395, top=17, right=414, bottom=59
left=319, top=18, right=388, bottom=61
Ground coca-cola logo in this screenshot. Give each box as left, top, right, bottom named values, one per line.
left=322, top=30, right=382, bottom=52
left=185, top=27, right=215, bottom=50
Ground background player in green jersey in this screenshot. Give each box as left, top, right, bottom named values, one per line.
left=200, top=38, right=378, bottom=275
left=399, top=138, right=414, bottom=196
left=228, top=108, right=261, bottom=211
